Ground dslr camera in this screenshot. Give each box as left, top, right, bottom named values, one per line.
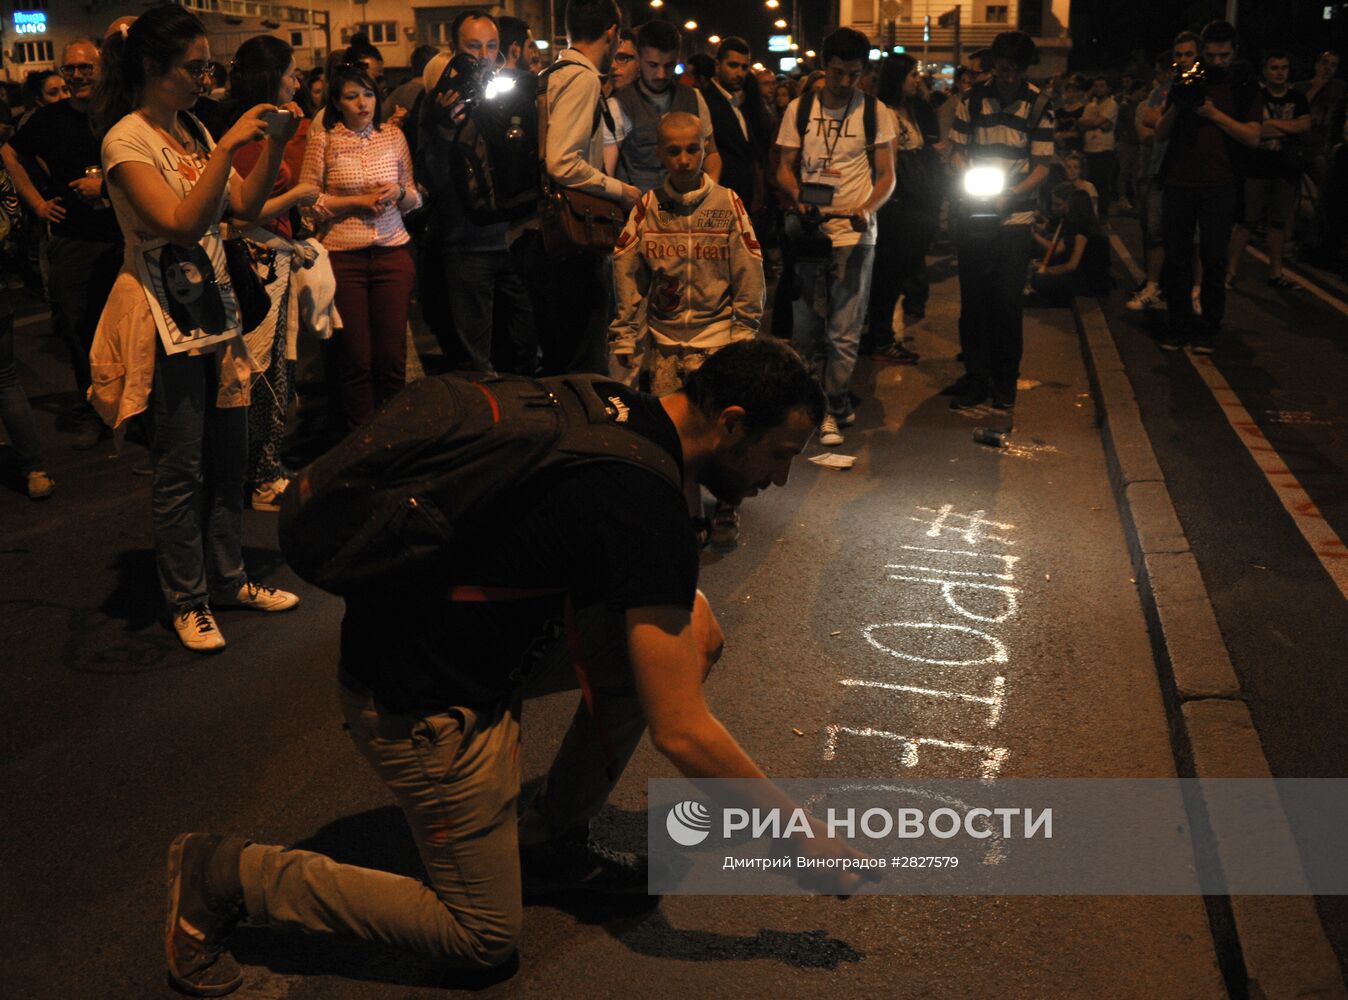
left=432, top=52, right=517, bottom=121
left=1170, top=60, right=1208, bottom=110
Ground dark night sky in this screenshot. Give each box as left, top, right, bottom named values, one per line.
left=616, top=0, right=833, bottom=65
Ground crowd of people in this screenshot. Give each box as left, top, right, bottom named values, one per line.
left=1, top=1, right=1345, bottom=992
left=0, top=3, right=1342, bottom=635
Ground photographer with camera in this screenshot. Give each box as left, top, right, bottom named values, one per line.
left=946, top=31, right=1054, bottom=412
left=416, top=9, right=537, bottom=375
left=1154, top=20, right=1261, bottom=354
left=775, top=27, right=895, bottom=447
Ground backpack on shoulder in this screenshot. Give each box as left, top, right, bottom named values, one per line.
left=278, top=373, right=681, bottom=597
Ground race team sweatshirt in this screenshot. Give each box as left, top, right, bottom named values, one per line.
left=609, top=173, right=765, bottom=356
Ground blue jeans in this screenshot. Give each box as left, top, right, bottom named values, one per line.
left=0, top=288, right=44, bottom=473
left=792, top=242, right=875, bottom=416
left=150, top=346, right=248, bottom=612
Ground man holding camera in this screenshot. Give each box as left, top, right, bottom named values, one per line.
left=418, top=10, right=536, bottom=375
left=775, top=27, right=895, bottom=447
left=1154, top=20, right=1261, bottom=354
left=947, top=31, right=1054, bottom=412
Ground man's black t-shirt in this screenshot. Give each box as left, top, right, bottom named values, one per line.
left=340, top=382, right=699, bottom=713
left=9, top=101, right=121, bottom=242
left=1246, top=86, right=1311, bottom=179
left=1162, top=75, right=1259, bottom=188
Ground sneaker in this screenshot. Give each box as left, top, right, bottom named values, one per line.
left=873, top=341, right=920, bottom=364
left=165, top=833, right=247, bottom=997
left=519, top=826, right=660, bottom=896
left=215, top=580, right=300, bottom=613
left=174, top=605, right=226, bottom=653
left=708, top=503, right=740, bottom=549
left=1190, top=331, right=1214, bottom=355
left=819, top=415, right=844, bottom=447
left=991, top=387, right=1017, bottom=411
left=1126, top=284, right=1164, bottom=311
left=250, top=478, right=289, bottom=513
left=1159, top=330, right=1186, bottom=352
left=950, top=382, right=989, bottom=410
left=26, top=470, right=55, bottom=500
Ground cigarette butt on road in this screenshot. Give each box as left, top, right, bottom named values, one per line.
left=1129, top=577, right=1136, bottom=584
left=830, top=630, right=841, bottom=637
left=1044, top=574, right=1051, bottom=581
left=792, top=728, right=805, bottom=737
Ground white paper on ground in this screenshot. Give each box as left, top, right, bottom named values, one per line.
left=809, top=453, right=856, bottom=470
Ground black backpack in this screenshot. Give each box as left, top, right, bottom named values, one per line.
left=418, top=66, right=541, bottom=226
left=278, top=374, right=682, bottom=597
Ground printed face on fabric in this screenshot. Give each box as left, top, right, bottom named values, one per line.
left=702, top=407, right=816, bottom=506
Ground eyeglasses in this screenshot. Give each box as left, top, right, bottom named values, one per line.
left=614, top=53, right=636, bottom=63
left=182, top=60, right=213, bottom=78
left=59, top=63, right=96, bottom=77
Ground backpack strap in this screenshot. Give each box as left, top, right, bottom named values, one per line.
left=794, top=88, right=814, bottom=153
left=863, top=91, right=878, bottom=178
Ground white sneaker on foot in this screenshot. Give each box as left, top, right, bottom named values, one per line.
left=251, top=478, right=290, bottom=512
left=1126, top=283, right=1163, bottom=311
left=216, top=580, right=300, bottom=613
left=819, top=415, right=844, bottom=447
left=174, top=605, right=226, bottom=653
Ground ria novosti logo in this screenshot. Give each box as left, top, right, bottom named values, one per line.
left=666, top=800, right=712, bottom=846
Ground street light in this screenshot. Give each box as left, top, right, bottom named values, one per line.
left=708, top=34, right=721, bottom=44
left=774, top=18, right=787, bottom=28
left=650, top=0, right=663, bottom=7
left=766, top=0, right=780, bottom=8
left=804, top=49, right=815, bottom=58
left=684, top=19, right=698, bottom=30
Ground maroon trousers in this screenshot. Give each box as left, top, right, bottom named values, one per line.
left=328, top=245, right=416, bottom=432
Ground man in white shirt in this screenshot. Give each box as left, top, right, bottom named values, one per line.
left=775, top=28, right=895, bottom=447
left=1080, top=75, right=1119, bottom=214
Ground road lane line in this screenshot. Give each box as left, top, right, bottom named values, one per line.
left=1242, top=246, right=1348, bottom=319
left=1109, top=234, right=1348, bottom=602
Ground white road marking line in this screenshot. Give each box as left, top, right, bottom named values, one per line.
left=1242, top=246, right=1348, bottom=319
left=1109, top=234, right=1348, bottom=602
left=1187, top=356, right=1348, bottom=600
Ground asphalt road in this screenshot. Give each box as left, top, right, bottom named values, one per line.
left=3, top=269, right=1226, bottom=999
left=1102, top=219, right=1348, bottom=982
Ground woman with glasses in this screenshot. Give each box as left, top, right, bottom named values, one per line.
left=299, top=60, right=420, bottom=434
left=222, top=35, right=320, bottom=512
left=87, top=5, right=301, bottom=653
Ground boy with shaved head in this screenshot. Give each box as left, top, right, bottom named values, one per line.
left=610, top=111, right=764, bottom=546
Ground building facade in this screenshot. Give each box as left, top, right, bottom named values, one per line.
left=838, top=0, right=1071, bottom=76
left=1, top=0, right=553, bottom=86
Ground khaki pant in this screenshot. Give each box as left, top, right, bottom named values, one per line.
left=239, top=606, right=648, bottom=968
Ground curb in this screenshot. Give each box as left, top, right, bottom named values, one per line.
left=1073, top=298, right=1346, bottom=1000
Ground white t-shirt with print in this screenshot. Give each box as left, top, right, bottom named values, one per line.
left=776, top=92, right=894, bottom=247
left=101, top=111, right=236, bottom=252
left=1082, top=96, right=1118, bottom=153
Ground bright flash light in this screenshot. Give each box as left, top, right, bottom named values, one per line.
left=535, top=40, right=550, bottom=50
left=484, top=76, right=516, bottom=100
left=963, top=166, right=1006, bottom=198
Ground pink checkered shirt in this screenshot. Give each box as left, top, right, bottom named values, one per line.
left=300, top=121, right=420, bottom=251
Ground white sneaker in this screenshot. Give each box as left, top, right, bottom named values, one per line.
left=250, top=478, right=289, bottom=512
left=819, top=415, right=844, bottom=447
left=1126, top=283, right=1163, bottom=311
left=216, top=580, right=300, bottom=613
left=173, top=605, right=226, bottom=653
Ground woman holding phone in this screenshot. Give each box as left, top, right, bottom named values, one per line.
left=89, top=5, right=301, bottom=653
left=299, top=61, right=420, bottom=435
